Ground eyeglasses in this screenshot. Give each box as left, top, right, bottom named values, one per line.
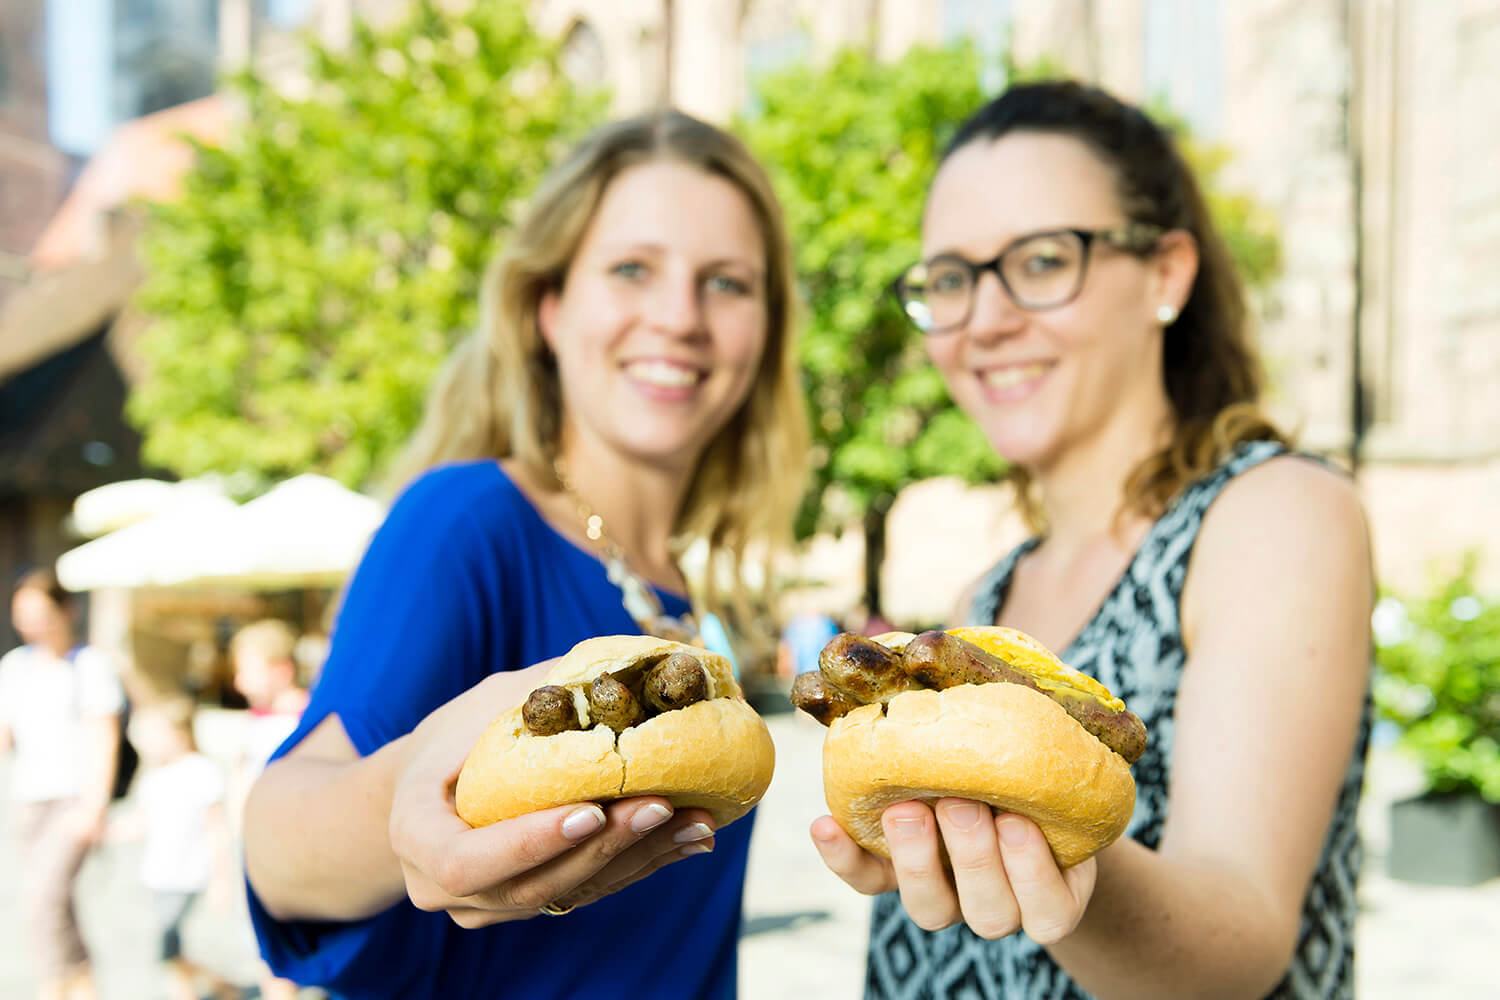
left=890, top=224, right=1166, bottom=334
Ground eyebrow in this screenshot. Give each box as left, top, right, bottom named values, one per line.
left=596, top=242, right=763, bottom=276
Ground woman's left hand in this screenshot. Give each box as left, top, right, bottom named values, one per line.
left=811, top=798, right=1097, bottom=943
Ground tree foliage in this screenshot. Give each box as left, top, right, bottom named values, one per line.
left=129, top=0, right=605, bottom=494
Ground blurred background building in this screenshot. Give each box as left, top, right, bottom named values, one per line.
left=3, top=0, right=1498, bottom=633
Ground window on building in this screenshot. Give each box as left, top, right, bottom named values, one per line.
left=560, top=19, right=607, bottom=91
left=741, top=30, right=810, bottom=118
left=1144, top=0, right=1224, bottom=138
left=258, top=0, right=315, bottom=29
left=942, top=0, right=1011, bottom=88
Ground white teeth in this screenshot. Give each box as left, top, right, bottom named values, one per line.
left=980, top=363, right=1048, bottom=390
left=626, top=361, right=699, bottom=388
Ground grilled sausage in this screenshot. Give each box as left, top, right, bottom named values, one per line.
left=588, top=674, right=647, bottom=733
left=900, top=631, right=1147, bottom=763
left=643, top=653, right=709, bottom=713
left=521, top=685, right=583, bottom=736
left=817, top=633, right=922, bottom=704
left=789, top=671, right=862, bottom=726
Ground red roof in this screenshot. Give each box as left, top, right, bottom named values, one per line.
left=30, top=95, right=231, bottom=271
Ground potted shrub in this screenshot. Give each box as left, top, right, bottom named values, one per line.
left=1373, top=555, right=1500, bottom=886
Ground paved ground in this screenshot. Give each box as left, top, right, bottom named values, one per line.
left=3, top=707, right=1498, bottom=999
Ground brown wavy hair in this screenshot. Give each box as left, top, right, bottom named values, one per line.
left=944, top=81, right=1288, bottom=532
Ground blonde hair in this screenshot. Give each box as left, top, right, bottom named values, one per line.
left=230, top=618, right=297, bottom=665
left=384, top=109, right=809, bottom=622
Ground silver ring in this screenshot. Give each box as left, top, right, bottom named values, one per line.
left=538, top=902, right=575, bottom=916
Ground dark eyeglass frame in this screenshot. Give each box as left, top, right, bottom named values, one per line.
left=890, top=223, right=1167, bottom=334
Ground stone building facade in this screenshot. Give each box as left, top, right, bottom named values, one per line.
left=25, top=0, right=1500, bottom=623
left=0, top=1, right=71, bottom=309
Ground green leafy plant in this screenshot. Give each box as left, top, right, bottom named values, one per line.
left=1373, top=554, right=1500, bottom=802
left=129, top=0, right=605, bottom=495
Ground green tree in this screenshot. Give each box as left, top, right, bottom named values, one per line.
left=740, top=47, right=1282, bottom=620
left=129, top=0, right=605, bottom=494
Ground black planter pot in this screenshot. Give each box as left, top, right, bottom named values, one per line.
left=1387, top=791, right=1500, bottom=887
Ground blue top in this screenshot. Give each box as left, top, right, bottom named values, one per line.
left=248, top=461, right=755, bottom=1000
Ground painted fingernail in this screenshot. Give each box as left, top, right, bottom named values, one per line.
left=630, top=803, right=674, bottom=834
left=944, top=803, right=985, bottom=830
left=679, top=842, right=713, bottom=857
left=561, top=805, right=606, bottom=841
left=998, top=816, right=1030, bottom=848
left=888, top=816, right=926, bottom=841
left=672, top=822, right=714, bottom=844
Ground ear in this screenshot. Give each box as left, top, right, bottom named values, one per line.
left=537, top=287, right=561, bottom=352
left=1148, top=229, right=1199, bottom=322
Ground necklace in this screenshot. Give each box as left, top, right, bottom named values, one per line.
left=552, top=457, right=698, bottom=644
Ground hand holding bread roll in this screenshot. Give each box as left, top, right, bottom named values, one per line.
left=793, top=626, right=1146, bottom=868
left=457, top=635, right=775, bottom=829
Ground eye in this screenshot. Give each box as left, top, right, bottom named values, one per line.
left=927, top=261, right=972, bottom=295
left=705, top=273, right=752, bottom=296
left=610, top=260, right=648, bottom=280
left=1018, top=250, right=1067, bottom=275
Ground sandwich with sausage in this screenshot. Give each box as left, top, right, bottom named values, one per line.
left=791, top=626, right=1146, bottom=867
left=456, top=635, right=775, bottom=828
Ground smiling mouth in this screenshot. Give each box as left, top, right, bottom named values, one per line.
left=624, top=360, right=703, bottom=389
left=979, top=363, right=1050, bottom=390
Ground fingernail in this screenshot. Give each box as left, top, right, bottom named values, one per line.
left=562, top=805, right=606, bottom=841
left=630, top=803, right=674, bottom=834
left=672, top=822, right=714, bottom=844
left=944, top=802, right=985, bottom=830
left=998, top=816, right=1029, bottom=848
left=678, top=842, right=712, bottom=857
left=888, top=816, right=926, bottom=841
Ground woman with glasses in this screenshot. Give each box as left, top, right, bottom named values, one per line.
left=813, top=81, right=1373, bottom=999
left=241, top=109, right=808, bottom=999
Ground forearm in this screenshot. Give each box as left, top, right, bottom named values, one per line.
left=1047, top=839, right=1298, bottom=1000
left=244, top=734, right=414, bottom=922
left=78, top=717, right=119, bottom=811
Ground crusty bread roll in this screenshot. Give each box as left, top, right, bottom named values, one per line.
left=821, top=627, right=1136, bottom=868
left=455, top=635, right=775, bottom=829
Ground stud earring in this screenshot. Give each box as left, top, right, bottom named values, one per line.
left=1156, top=304, right=1178, bottom=325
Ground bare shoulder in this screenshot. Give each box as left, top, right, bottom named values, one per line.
left=1200, top=454, right=1367, bottom=554
left=1184, top=454, right=1373, bottom=639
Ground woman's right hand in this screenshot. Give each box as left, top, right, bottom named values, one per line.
left=387, top=664, right=718, bottom=927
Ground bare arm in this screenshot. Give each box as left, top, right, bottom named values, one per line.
left=243, top=713, right=412, bottom=921
left=1045, top=458, right=1373, bottom=997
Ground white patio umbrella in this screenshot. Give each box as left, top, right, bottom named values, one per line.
left=177, top=474, right=385, bottom=590
left=56, top=489, right=242, bottom=591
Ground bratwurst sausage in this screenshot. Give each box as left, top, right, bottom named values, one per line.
left=901, top=630, right=1147, bottom=764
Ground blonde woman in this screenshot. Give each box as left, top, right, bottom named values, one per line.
left=243, top=109, right=807, bottom=999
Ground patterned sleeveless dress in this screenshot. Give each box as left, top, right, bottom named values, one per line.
left=864, top=441, right=1372, bottom=1000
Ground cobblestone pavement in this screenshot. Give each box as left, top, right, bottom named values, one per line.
left=3, top=710, right=1497, bottom=999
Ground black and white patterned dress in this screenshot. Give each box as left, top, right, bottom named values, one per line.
left=864, top=441, right=1372, bottom=1000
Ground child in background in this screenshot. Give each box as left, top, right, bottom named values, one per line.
left=118, top=698, right=238, bottom=1000
left=228, top=620, right=308, bottom=1000
left=230, top=620, right=310, bottom=777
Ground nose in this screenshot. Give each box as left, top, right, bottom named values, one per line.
left=962, top=270, right=1026, bottom=342
left=648, top=270, right=705, bottom=337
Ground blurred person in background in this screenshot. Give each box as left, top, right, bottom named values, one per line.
left=228, top=618, right=309, bottom=1000
left=812, top=81, right=1374, bottom=999
left=241, top=108, right=808, bottom=999
left=112, top=698, right=239, bottom=1000
left=776, top=611, right=840, bottom=681
left=0, top=568, right=124, bottom=1000
left=231, top=619, right=311, bottom=778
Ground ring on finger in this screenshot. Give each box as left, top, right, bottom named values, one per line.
left=538, top=902, right=575, bottom=916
